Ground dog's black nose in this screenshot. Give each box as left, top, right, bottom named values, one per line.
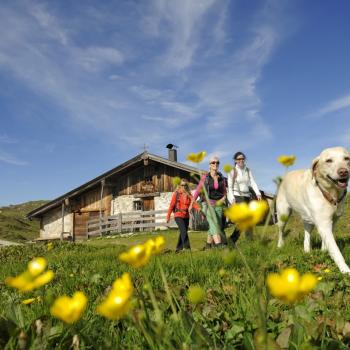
left=338, top=168, right=349, bottom=177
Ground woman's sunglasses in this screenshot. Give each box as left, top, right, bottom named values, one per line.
left=210, top=161, right=220, bottom=165
left=235, top=158, right=245, bottom=161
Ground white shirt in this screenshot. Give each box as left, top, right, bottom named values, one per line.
left=227, top=165, right=261, bottom=204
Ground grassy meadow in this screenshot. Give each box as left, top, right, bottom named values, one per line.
left=1, top=198, right=350, bottom=349
left=0, top=201, right=47, bottom=242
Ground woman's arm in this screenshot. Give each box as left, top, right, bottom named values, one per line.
left=227, top=169, right=235, bottom=205
left=166, top=192, right=177, bottom=222
left=248, top=169, right=262, bottom=199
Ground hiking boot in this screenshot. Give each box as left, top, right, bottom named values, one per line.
left=202, top=243, right=213, bottom=251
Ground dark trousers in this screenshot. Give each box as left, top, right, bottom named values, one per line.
left=229, top=196, right=251, bottom=244
left=175, top=217, right=190, bottom=250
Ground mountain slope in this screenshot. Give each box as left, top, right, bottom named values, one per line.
left=0, top=201, right=48, bottom=242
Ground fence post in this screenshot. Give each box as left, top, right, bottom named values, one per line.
left=118, top=213, right=123, bottom=233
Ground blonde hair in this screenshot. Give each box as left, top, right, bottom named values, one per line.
left=177, top=178, right=192, bottom=197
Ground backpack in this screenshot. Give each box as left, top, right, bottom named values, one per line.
left=172, top=191, right=189, bottom=213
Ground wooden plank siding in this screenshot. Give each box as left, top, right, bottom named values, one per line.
left=113, top=161, right=198, bottom=197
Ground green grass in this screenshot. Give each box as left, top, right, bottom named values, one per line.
left=1, top=198, right=350, bottom=348
left=0, top=201, right=47, bottom=242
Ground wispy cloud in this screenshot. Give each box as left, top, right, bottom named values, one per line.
left=307, top=93, right=350, bottom=118
left=0, top=150, right=28, bottom=166
left=0, top=0, right=288, bottom=157
left=0, top=135, right=18, bottom=144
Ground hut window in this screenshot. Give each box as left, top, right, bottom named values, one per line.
left=133, top=200, right=143, bottom=211
left=145, top=176, right=152, bottom=183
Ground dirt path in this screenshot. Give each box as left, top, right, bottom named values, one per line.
left=0, top=239, right=21, bottom=246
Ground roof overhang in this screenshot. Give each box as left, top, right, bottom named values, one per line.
left=27, top=152, right=202, bottom=219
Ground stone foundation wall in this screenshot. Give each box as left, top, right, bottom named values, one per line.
left=40, top=207, right=73, bottom=239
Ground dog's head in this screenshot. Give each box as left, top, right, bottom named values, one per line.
left=312, top=147, right=350, bottom=189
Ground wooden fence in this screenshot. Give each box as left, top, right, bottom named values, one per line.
left=86, top=210, right=206, bottom=238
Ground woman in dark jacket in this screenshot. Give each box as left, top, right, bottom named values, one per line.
left=192, top=156, right=227, bottom=249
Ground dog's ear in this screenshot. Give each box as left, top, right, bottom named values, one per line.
left=311, top=156, right=319, bottom=178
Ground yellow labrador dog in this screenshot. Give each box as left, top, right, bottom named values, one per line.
left=276, top=146, right=350, bottom=273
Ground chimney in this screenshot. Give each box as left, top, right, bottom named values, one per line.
left=166, top=144, right=177, bottom=162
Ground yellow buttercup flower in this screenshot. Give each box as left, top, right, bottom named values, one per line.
left=145, top=236, right=165, bottom=255
left=223, top=164, right=233, bottom=173
left=224, top=200, right=269, bottom=231
left=324, top=268, right=331, bottom=273
left=50, top=291, right=88, bottom=324
left=277, top=155, right=296, bottom=167
left=97, top=273, right=133, bottom=320
left=30, top=271, right=54, bottom=289
left=5, top=257, right=54, bottom=292
left=22, top=298, right=36, bottom=305
left=187, top=285, right=206, bottom=305
left=28, top=257, right=47, bottom=277
left=22, top=296, right=41, bottom=305
left=47, top=242, right=54, bottom=251
left=186, top=151, right=206, bottom=163
left=119, top=244, right=151, bottom=268
left=112, top=272, right=133, bottom=295
left=267, top=268, right=317, bottom=303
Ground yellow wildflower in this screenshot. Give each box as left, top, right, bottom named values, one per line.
left=22, top=298, right=36, bottom=305
left=219, top=268, right=226, bottom=277
left=145, top=236, right=165, bottom=255
left=30, top=271, right=54, bottom=290
left=223, top=164, right=233, bottom=173
left=28, top=257, right=47, bottom=277
left=119, top=244, right=151, bottom=268
left=267, top=268, right=317, bottom=303
left=187, top=285, right=206, bottom=305
left=47, top=242, right=54, bottom=251
left=50, top=291, right=88, bottom=324
left=5, top=257, right=54, bottom=292
left=324, top=268, right=331, bottom=273
left=112, top=272, right=133, bottom=295
left=224, top=200, right=269, bottom=231
left=277, top=155, right=296, bottom=167
left=186, top=151, right=206, bottom=163
left=97, top=273, right=133, bottom=320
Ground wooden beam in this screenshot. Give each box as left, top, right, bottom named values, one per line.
left=99, top=179, right=105, bottom=237
left=61, top=201, right=65, bottom=241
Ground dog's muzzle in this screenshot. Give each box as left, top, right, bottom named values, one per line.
left=327, top=174, right=349, bottom=189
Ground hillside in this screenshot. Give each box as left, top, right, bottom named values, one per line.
left=0, top=200, right=48, bottom=242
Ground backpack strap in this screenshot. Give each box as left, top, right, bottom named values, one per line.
left=173, top=191, right=188, bottom=213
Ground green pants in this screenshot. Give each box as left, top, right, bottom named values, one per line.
left=203, top=204, right=224, bottom=236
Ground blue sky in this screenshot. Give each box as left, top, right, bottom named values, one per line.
left=1, top=0, right=350, bottom=206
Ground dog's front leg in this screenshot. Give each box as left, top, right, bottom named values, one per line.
left=316, top=220, right=350, bottom=273
left=303, top=222, right=314, bottom=253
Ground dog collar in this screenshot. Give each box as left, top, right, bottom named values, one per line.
left=315, top=180, right=347, bottom=206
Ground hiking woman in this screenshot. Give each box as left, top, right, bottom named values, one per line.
left=227, top=151, right=261, bottom=244
left=167, top=178, right=200, bottom=252
left=191, top=156, right=227, bottom=249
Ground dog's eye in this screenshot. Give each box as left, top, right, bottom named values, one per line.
left=345, top=157, right=350, bottom=161
left=326, top=159, right=333, bottom=163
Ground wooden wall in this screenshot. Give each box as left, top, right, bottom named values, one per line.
left=115, top=161, right=198, bottom=196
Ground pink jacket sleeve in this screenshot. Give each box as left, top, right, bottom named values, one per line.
left=192, top=173, right=207, bottom=201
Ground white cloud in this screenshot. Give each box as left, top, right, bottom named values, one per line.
left=312, top=93, right=350, bottom=118
left=74, top=46, right=124, bottom=72
left=0, top=135, right=18, bottom=144
left=0, top=150, right=28, bottom=166
left=0, top=0, right=287, bottom=157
